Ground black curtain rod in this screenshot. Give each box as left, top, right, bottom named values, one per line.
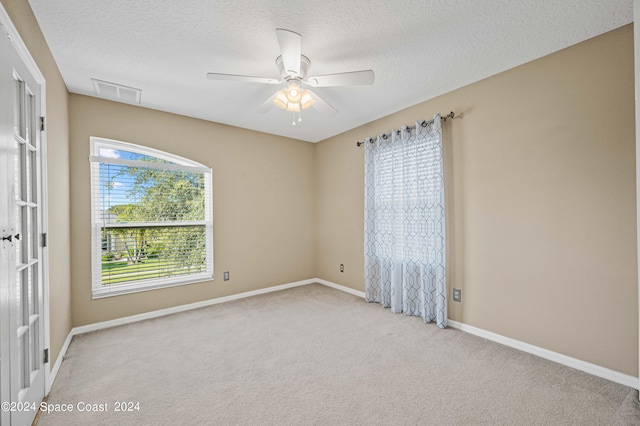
left=356, top=111, right=455, bottom=147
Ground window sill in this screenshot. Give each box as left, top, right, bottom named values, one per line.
left=91, top=273, right=214, bottom=299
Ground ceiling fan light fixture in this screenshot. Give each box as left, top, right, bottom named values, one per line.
left=273, top=83, right=314, bottom=112
left=208, top=29, right=373, bottom=121
left=286, top=102, right=301, bottom=112
left=286, top=80, right=302, bottom=103
left=300, top=91, right=314, bottom=109
left=273, top=90, right=288, bottom=109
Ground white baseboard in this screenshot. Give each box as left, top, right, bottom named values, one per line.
left=316, top=279, right=640, bottom=389
left=319, top=279, right=638, bottom=390
left=447, top=319, right=638, bottom=390
left=48, top=278, right=316, bottom=389
left=48, top=278, right=639, bottom=393
left=315, top=278, right=366, bottom=298
left=48, top=331, right=73, bottom=393
left=72, top=278, right=316, bottom=335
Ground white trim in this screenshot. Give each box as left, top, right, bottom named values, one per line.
left=47, top=278, right=639, bottom=394
left=75, top=278, right=315, bottom=334
left=0, top=6, right=45, bottom=82
left=633, top=0, right=640, bottom=398
left=100, top=220, right=209, bottom=228
left=49, top=278, right=315, bottom=386
left=91, top=272, right=214, bottom=299
left=0, top=1, right=51, bottom=397
left=447, top=319, right=638, bottom=390
left=89, top=155, right=211, bottom=174
left=315, top=278, right=366, bottom=298
left=320, top=279, right=638, bottom=390
left=48, top=332, right=73, bottom=393
left=90, top=137, right=209, bottom=168
left=90, top=137, right=214, bottom=298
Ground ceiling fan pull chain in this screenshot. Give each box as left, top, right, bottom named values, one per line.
left=207, top=28, right=373, bottom=123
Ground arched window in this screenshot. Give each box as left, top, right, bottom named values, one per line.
left=90, top=137, right=213, bottom=297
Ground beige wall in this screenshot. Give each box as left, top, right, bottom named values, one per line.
left=1, top=0, right=72, bottom=366
left=316, top=25, right=638, bottom=376
left=69, top=95, right=316, bottom=325
left=4, top=0, right=638, bottom=380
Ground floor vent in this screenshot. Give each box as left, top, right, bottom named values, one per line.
left=91, top=78, right=141, bottom=104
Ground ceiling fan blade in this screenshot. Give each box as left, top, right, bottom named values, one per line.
left=276, top=28, right=302, bottom=77
left=307, top=89, right=338, bottom=115
left=206, top=73, right=280, bottom=84
left=306, top=70, right=375, bottom=87
left=254, top=93, right=276, bottom=113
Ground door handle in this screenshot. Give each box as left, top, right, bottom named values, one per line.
left=1, top=234, right=18, bottom=242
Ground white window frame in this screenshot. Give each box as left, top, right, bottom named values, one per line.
left=90, top=137, right=213, bottom=298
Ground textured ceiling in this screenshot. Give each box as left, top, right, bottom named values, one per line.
left=28, top=0, right=632, bottom=143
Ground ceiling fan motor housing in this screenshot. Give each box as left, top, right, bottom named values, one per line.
left=276, top=55, right=311, bottom=80
left=207, top=29, right=373, bottom=116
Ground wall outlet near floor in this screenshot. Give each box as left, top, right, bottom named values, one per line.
left=223, top=271, right=230, bottom=281
left=453, top=288, right=461, bottom=302
left=340, top=264, right=344, bottom=273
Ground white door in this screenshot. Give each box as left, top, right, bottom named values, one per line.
left=0, top=22, right=46, bottom=426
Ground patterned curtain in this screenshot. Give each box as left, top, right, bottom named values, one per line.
left=364, top=115, right=447, bottom=328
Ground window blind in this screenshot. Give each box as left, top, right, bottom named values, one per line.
left=90, top=138, right=213, bottom=297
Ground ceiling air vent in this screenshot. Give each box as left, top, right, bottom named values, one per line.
left=91, top=78, right=141, bottom=104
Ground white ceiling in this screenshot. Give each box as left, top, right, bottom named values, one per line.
left=28, top=0, right=633, bottom=143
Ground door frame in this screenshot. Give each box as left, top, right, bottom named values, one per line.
left=633, top=0, right=640, bottom=400
left=0, top=2, right=51, bottom=394
left=635, top=0, right=640, bottom=397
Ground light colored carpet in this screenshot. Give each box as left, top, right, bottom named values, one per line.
left=38, top=284, right=640, bottom=425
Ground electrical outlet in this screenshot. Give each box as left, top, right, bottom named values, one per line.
left=453, top=288, right=461, bottom=302
left=223, top=271, right=230, bottom=281
left=340, top=264, right=344, bottom=273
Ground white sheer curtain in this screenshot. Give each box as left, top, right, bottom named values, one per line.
left=364, top=114, right=447, bottom=328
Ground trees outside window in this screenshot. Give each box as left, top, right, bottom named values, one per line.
left=90, top=138, right=213, bottom=297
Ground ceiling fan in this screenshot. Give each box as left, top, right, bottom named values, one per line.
left=206, top=28, right=375, bottom=124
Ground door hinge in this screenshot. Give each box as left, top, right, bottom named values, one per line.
left=40, top=116, right=45, bottom=131
left=43, top=348, right=49, bottom=364
left=41, top=232, right=47, bottom=248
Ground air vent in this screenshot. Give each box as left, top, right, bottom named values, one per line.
left=91, top=78, right=141, bottom=104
